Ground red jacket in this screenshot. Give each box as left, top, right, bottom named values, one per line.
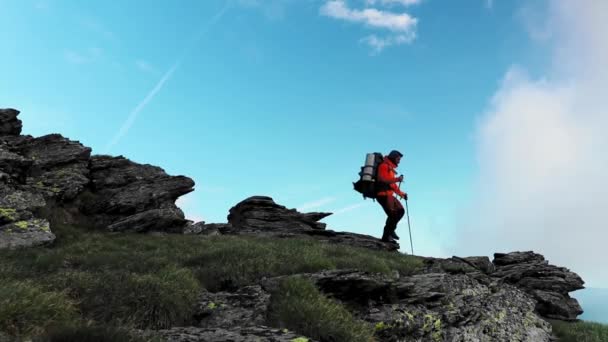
left=377, top=157, right=405, bottom=197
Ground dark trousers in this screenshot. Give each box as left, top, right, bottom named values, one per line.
left=377, top=195, right=405, bottom=239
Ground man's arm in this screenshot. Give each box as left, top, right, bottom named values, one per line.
left=377, top=163, right=400, bottom=184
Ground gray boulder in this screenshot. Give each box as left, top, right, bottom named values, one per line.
left=227, top=196, right=331, bottom=232
left=75, top=155, right=194, bottom=232
left=223, top=196, right=399, bottom=252
left=491, top=251, right=584, bottom=321
left=0, top=217, right=55, bottom=249
left=0, top=108, right=22, bottom=136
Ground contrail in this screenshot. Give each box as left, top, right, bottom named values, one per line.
left=104, top=2, right=231, bottom=153
left=297, top=197, right=337, bottom=212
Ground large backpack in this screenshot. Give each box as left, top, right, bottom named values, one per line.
left=353, top=152, right=385, bottom=200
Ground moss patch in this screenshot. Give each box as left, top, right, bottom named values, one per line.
left=14, top=221, right=29, bottom=230
left=0, top=208, right=17, bottom=222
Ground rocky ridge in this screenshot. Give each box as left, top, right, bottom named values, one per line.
left=0, top=108, right=588, bottom=341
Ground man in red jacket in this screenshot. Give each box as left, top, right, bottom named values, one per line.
left=376, top=150, right=408, bottom=243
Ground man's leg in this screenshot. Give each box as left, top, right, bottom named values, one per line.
left=389, top=197, right=405, bottom=239
left=378, top=195, right=403, bottom=241
left=377, top=196, right=394, bottom=241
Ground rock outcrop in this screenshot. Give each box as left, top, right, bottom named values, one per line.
left=136, top=326, right=316, bottom=342
left=492, top=251, right=584, bottom=321
left=187, top=196, right=400, bottom=252
left=76, top=155, right=194, bottom=232
left=186, top=268, right=554, bottom=342
left=0, top=108, right=195, bottom=249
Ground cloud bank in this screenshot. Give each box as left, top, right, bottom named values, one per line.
left=452, top=1, right=608, bottom=287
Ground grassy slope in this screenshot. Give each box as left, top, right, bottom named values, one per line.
left=0, top=224, right=421, bottom=341
left=1, top=224, right=606, bottom=341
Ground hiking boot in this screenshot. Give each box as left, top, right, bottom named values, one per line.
left=381, top=233, right=394, bottom=243
left=390, top=231, right=400, bottom=240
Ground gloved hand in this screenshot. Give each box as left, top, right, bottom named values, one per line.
left=396, top=175, right=404, bottom=182
left=399, top=192, right=408, bottom=201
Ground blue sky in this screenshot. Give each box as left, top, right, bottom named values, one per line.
left=1, top=0, right=606, bottom=291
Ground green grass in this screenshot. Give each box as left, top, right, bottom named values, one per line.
left=550, top=319, right=608, bottom=342
left=0, top=279, right=77, bottom=337
left=267, top=276, right=375, bottom=342
left=0, top=224, right=422, bottom=340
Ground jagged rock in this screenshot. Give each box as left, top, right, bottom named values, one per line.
left=459, top=256, right=496, bottom=274
left=194, top=285, right=270, bottom=328
left=0, top=185, right=53, bottom=249
left=2, top=133, right=92, bottom=201
left=107, top=208, right=188, bottom=233
left=0, top=218, right=55, bottom=249
left=222, top=196, right=399, bottom=252
left=264, top=269, right=552, bottom=341
left=0, top=144, right=32, bottom=184
left=494, top=251, right=546, bottom=266
left=491, top=251, right=584, bottom=321
left=0, top=108, right=22, bottom=136
left=135, top=326, right=315, bottom=342
left=227, top=196, right=331, bottom=232
left=0, top=108, right=198, bottom=247
left=0, top=188, right=46, bottom=218
left=76, top=155, right=194, bottom=232
left=183, top=221, right=226, bottom=235
left=11, top=134, right=91, bottom=169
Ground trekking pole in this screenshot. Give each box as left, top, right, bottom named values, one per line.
left=405, top=199, right=414, bottom=256
left=399, top=179, right=414, bottom=256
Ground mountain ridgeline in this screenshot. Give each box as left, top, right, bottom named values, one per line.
left=0, top=108, right=591, bottom=341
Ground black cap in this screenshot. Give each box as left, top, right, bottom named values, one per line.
left=388, top=150, right=403, bottom=159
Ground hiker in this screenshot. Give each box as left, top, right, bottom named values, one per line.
left=376, top=150, right=408, bottom=243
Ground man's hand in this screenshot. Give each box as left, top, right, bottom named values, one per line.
left=399, top=192, right=408, bottom=201
left=396, top=175, right=404, bottom=183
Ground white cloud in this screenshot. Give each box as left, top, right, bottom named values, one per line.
left=297, top=197, right=337, bottom=212
left=321, top=0, right=416, bottom=32
left=320, top=0, right=418, bottom=53
left=453, top=1, right=608, bottom=287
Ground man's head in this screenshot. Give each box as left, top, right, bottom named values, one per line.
left=388, top=150, right=403, bottom=166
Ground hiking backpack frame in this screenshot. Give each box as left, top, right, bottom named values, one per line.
left=353, top=152, right=385, bottom=200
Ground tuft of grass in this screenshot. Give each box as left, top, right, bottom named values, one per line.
left=44, top=266, right=200, bottom=329
left=267, top=276, right=375, bottom=342
left=0, top=279, right=78, bottom=337
left=550, top=319, right=608, bottom=342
